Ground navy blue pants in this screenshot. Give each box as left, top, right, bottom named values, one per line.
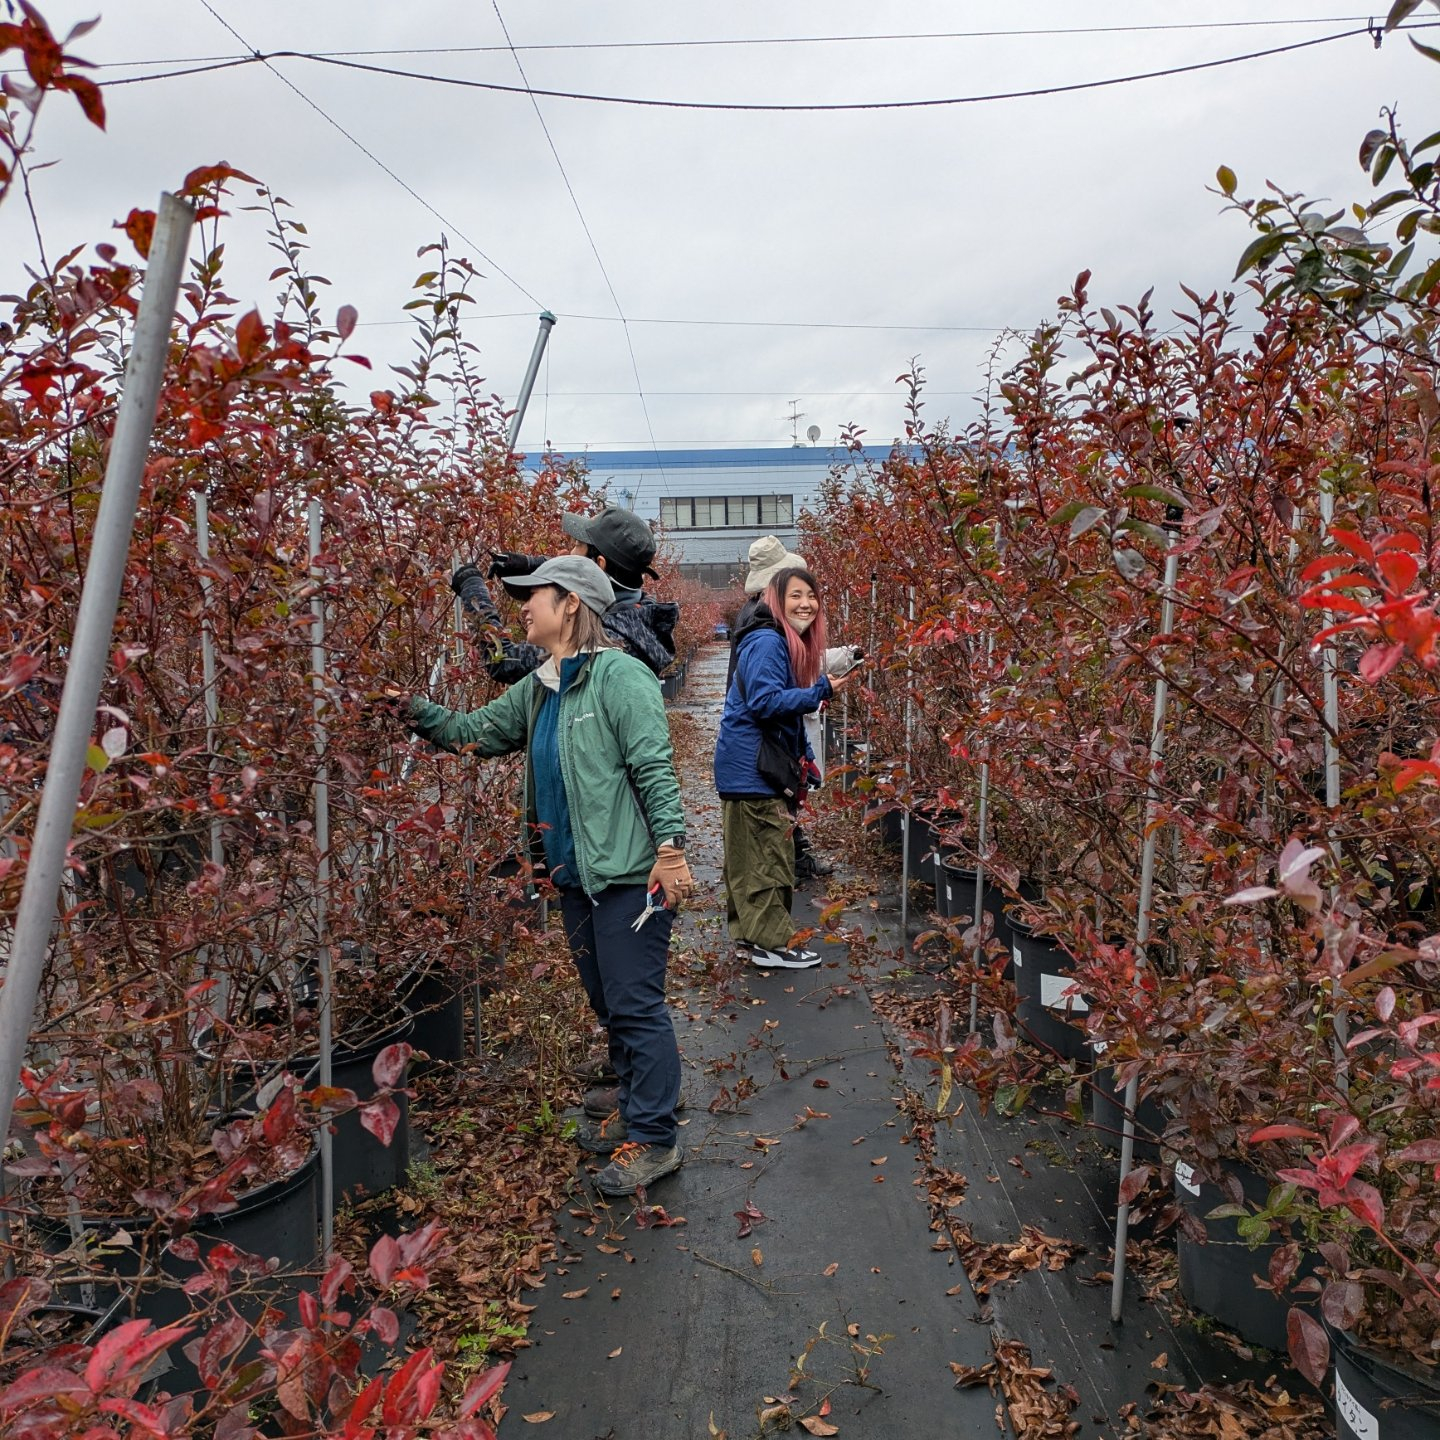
left=557, top=884, right=680, bottom=1148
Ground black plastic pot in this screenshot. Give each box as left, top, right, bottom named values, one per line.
left=936, top=857, right=1012, bottom=951
left=398, top=965, right=467, bottom=1067
left=1008, top=912, right=1088, bottom=1061
left=904, top=811, right=939, bottom=886
left=35, top=1143, right=319, bottom=1393
left=302, top=1009, right=415, bottom=1202
left=1331, top=1323, right=1440, bottom=1440
left=1174, top=1155, right=1315, bottom=1354
left=229, top=1008, right=415, bottom=1202
left=1089, top=1060, right=1164, bottom=1161
left=870, top=806, right=905, bottom=853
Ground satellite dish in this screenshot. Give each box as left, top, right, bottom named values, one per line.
left=806, top=424, right=821, bottom=444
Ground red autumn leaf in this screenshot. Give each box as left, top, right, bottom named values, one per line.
left=460, top=1359, right=513, bottom=1416
left=337, top=304, right=358, bottom=340
left=0, top=652, right=41, bottom=695
left=1358, top=641, right=1406, bottom=683
left=1286, top=1307, right=1330, bottom=1387
left=360, top=1094, right=400, bottom=1147
left=234, top=308, right=267, bottom=362
left=369, top=1234, right=399, bottom=1288
left=52, top=71, right=104, bottom=129
left=1117, top=1164, right=1152, bottom=1206
left=121, top=207, right=155, bottom=259
left=372, top=1041, right=412, bottom=1088
left=1248, top=1123, right=1319, bottom=1144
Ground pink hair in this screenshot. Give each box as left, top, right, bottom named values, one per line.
left=764, top=566, right=828, bottom=687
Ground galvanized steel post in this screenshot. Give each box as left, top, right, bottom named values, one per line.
left=0, top=194, right=195, bottom=1156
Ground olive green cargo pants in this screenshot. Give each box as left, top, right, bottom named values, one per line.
left=722, top=796, right=797, bottom=952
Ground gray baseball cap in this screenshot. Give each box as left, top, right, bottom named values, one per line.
left=501, top=555, right=616, bottom=615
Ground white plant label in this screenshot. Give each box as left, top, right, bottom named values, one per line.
left=1040, top=972, right=1090, bottom=1013
left=1175, top=1161, right=1201, bottom=1197
left=1335, top=1369, right=1378, bottom=1440
left=1012, top=943, right=1023, bottom=969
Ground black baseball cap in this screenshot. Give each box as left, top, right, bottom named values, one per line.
left=561, top=506, right=659, bottom=579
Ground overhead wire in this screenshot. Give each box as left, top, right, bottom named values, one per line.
left=487, top=0, right=667, bottom=502
left=53, top=15, right=1399, bottom=71
left=99, top=23, right=1430, bottom=110
left=193, top=0, right=545, bottom=309
left=354, top=312, right=1021, bottom=331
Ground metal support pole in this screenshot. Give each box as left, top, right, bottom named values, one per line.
left=1317, top=487, right=1349, bottom=1082
left=864, top=573, right=877, bottom=758
left=195, top=492, right=224, bottom=872
left=309, top=499, right=335, bottom=1256
left=840, top=590, right=850, bottom=780
left=0, top=194, right=194, bottom=1157
left=899, top=587, right=915, bottom=954
left=969, top=636, right=995, bottom=1034
left=1111, top=512, right=1182, bottom=1324
left=507, top=311, right=557, bottom=454
left=1318, top=488, right=1342, bottom=812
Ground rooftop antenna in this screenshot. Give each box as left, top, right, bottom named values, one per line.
left=806, top=424, right=821, bottom=445
left=785, top=399, right=805, bottom=446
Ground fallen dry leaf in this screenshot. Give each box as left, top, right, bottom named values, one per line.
left=751, top=1247, right=764, bottom=1267
left=799, top=1418, right=839, bottom=1436
left=521, top=1413, right=554, bottom=1424
left=608, top=1347, right=622, bottom=1359
left=1151, top=1352, right=1168, bottom=1371
left=871, top=1156, right=888, bottom=1166
left=561, top=1288, right=588, bottom=1300
left=823, top=1262, right=839, bottom=1277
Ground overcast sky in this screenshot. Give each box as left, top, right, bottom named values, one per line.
left=4, top=3, right=1438, bottom=456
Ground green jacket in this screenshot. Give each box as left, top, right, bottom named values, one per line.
left=406, top=648, right=685, bottom=896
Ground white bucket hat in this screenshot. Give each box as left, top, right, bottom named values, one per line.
left=744, top=535, right=808, bottom=596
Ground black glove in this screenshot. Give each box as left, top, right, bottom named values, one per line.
left=451, top=563, right=484, bottom=597
left=486, top=551, right=542, bottom=580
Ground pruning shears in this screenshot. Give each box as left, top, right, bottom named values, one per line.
left=631, top=883, right=668, bottom=931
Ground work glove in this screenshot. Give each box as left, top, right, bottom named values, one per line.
left=373, top=688, right=414, bottom=725
left=450, top=562, right=484, bottom=597
left=486, top=550, right=541, bottom=580
left=802, top=757, right=823, bottom=789
left=648, top=843, right=694, bottom=911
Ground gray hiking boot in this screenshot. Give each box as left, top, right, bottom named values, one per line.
left=576, top=1110, right=629, bottom=1153
left=593, top=1142, right=682, bottom=1196
left=582, top=1082, right=621, bottom=1118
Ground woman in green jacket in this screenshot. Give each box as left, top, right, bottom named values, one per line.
left=392, top=556, right=693, bottom=1196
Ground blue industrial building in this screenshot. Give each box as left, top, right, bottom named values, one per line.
left=534, top=445, right=899, bottom=587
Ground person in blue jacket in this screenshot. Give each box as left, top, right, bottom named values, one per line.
left=713, top=566, right=853, bottom=969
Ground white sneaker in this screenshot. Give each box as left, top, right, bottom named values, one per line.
left=749, top=945, right=822, bottom=969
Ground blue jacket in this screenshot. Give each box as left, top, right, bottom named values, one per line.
left=713, top=618, right=831, bottom=798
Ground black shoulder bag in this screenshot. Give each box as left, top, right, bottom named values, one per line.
left=732, top=666, right=802, bottom=804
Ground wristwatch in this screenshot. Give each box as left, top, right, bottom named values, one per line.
left=664, top=834, right=686, bottom=850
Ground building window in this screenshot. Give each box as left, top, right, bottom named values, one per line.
left=660, top=494, right=793, bottom=529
